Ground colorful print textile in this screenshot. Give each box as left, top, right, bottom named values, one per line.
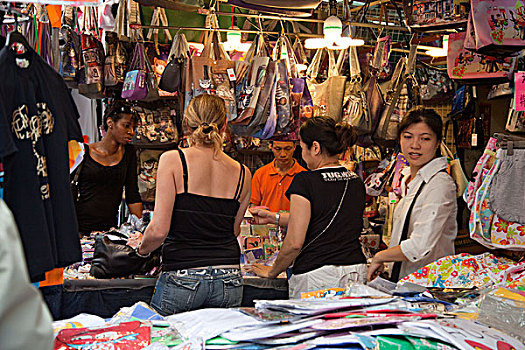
left=400, top=253, right=525, bottom=289
left=464, top=137, right=497, bottom=209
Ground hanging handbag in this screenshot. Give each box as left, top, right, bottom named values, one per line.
left=253, top=70, right=279, bottom=140
left=247, top=60, right=278, bottom=136
left=416, top=64, right=455, bottom=104
left=159, top=33, right=190, bottom=93
left=231, top=60, right=277, bottom=137
left=487, top=82, right=513, bottom=100
left=271, top=35, right=296, bottom=137
left=273, top=76, right=312, bottom=141
left=440, top=141, right=469, bottom=198
left=122, top=43, right=149, bottom=100
left=464, top=0, right=525, bottom=57
left=104, top=31, right=128, bottom=87
left=137, top=149, right=163, bottom=203
left=447, top=31, right=516, bottom=83
left=141, top=46, right=161, bottom=102
left=233, top=35, right=270, bottom=125
left=90, top=231, right=161, bottom=279
left=189, top=27, right=237, bottom=120
left=59, top=6, right=81, bottom=88
left=132, top=100, right=179, bottom=147
left=79, top=6, right=105, bottom=99
left=306, top=48, right=347, bottom=121
left=375, top=41, right=420, bottom=147
left=343, top=46, right=370, bottom=135
left=448, top=86, right=484, bottom=149
left=364, top=151, right=398, bottom=197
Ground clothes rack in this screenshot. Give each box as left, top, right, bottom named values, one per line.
left=494, top=133, right=525, bottom=155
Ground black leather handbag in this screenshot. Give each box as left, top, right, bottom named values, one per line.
left=159, top=33, right=189, bottom=93
left=90, top=232, right=161, bottom=279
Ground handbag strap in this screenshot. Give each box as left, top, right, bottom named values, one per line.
left=167, top=33, right=180, bottom=60
left=130, top=42, right=145, bottom=70
left=141, top=43, right=154, bottom=73
left=244, top=34, right=259, bottom=63
left=440, top=141, right=455, bottom=160
left=299, top=179, right=349, bottom=255
left=71, top=159, right=84, bottom=187
left=349, top=46, right=361, bottom=77
left=293, top=36, right=308, bottom=65
left=387, top=57, right=406, bottom=94
left=379, top=40, right=417, bottom=138
left=306, top=48, right=324, bottom=79
left=146, top=8, right=172, bottom=43
left=390, top=181, right=427, bottom=282
left=271, top=35, right=298, bottom=79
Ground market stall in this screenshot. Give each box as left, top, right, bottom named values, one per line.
left=1, top=0, right=525, bottom=348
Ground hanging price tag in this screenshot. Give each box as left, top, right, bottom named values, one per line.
left=227, top=68, right=236, bottom=82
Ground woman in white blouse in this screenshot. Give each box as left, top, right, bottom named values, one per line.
left=368, top=107, right=457, bottom=282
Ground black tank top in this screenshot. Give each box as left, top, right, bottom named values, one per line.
left=162, top=149, right=245, bottom=271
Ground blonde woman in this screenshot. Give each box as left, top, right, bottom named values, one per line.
left=136, top=94, right=252, bottom=315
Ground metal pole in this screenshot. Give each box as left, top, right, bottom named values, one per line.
left=209, top=10, right=410, bottom=32
left=132, top=24, right=324, bottom=37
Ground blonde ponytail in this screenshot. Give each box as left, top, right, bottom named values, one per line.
left=184, top=94, right=227, bottom=155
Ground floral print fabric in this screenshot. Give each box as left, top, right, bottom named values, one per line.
left=400, top=253, right=525, bottom=289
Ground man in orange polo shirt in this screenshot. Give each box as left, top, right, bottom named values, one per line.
left=251, top=141, right=306, bottom=212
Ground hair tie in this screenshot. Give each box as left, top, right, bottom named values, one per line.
left=201, top=122, right=213, bottom=134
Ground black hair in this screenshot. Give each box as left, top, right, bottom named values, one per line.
left=398, top=106, right=443, bottom=141
left=299, top=117, right=358, bottom=156
left=103, top=102, right=138, bottom=131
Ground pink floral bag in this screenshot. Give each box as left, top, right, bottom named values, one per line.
left=447, top=32, right=516, bottom=83
left=464, top=0, right=525, bottom=57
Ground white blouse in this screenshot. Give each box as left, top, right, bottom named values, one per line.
left=389, top=157, right=458, bottom=279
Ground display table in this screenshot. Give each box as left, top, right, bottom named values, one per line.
left=60, top=277, right=288, bottom=319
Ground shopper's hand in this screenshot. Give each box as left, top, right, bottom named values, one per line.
left=126, top=232, right=143, bottom=249
left=367, top=257, right=384, bottom=282
left=245, top=263, right=274, bottom=278
left=248, top=208, right=275, bottom=225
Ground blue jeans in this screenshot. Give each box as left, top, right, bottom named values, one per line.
left=150, top=267, right=243, bottom=316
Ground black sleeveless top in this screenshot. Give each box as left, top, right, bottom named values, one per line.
left=162, top=149, right=245, bottom=271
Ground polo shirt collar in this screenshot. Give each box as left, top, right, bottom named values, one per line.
left=269, top=160, right=302, bottom=176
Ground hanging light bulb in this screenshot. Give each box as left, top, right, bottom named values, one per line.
left=305, top=15, right=364, bottom=50
left=425, top=35, right=449, bottom=57
left=223, top=25, right=251, bottom=52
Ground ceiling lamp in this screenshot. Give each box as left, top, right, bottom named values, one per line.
left=305, top=16, right=364, bottom=50
left=223, top=26, right=251, bottom=52
left=425, top=35, right=449, bottom=57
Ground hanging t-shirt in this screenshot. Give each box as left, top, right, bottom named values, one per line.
left=286, top=166, right=367, bottom=275
left=0, top=46, right=83, bottom=282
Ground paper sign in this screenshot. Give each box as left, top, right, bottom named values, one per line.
left=514, top=72, right=525, bottom=112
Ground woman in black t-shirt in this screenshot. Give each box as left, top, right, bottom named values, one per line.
left=73, top=103, right=142, bottom=235
left=248, top=117, right=367, bottom=298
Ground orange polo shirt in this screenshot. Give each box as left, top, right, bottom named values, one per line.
left=251, top=160, right=306, bottom=212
